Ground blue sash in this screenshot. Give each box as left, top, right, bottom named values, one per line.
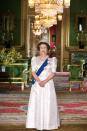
left=32, top=58, right=48, bottom=85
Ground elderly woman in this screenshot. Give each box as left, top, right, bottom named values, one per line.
left=26, top=40, right=60, bottom=131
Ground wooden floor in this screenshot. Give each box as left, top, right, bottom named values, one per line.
left=0, top=124, right=87, bottom=131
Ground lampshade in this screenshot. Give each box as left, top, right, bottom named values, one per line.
left=58, top=14, right=62, bottom=21
left=28, top=0, right=34, bottom=8
left=64, top=0, right=71, bottom=8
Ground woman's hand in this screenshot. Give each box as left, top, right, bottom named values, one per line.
left=37, top=73, right=55, bottom=87
left=38, top=80, right=47, bottom=87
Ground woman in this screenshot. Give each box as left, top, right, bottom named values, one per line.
left=26, top=40, right=60, bottom=130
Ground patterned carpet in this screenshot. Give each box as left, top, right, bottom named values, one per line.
left=0, top=88, right=87, bottom=125
left=0, top=74, right=87, bottom=126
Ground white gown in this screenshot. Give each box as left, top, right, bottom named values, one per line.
left=26, top=56, right=60, bottom=130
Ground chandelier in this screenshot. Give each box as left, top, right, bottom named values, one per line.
left=31, top=20, right=42, bottom=36
left=31, top=15, right=57, bottom=35
left=28, top=0, right=71, bottom=16
left=32, top=18, right=48, bottom=36
left=34, top=15, right=57, bottom=28
left=35, top=0, right=63, bottom=16
left=28, top=0, right=71, bottom=35
left=32, top=26, right=47, bottom=36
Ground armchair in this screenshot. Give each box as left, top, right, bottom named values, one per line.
left=67, top=64, right=84, bottom=92
left=0, top=59, right=30, bottom=91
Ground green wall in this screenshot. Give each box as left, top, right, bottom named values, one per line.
left=0, top=0, right=21, bottom=46
left=70, top=0, right=87, bottom=46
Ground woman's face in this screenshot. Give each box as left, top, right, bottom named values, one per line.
left=39, top=44, right=48, bottom=55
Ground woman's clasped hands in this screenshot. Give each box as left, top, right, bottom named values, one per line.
left=37, top=79, right=47, bottom=87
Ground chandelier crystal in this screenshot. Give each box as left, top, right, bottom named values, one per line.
left=32, top=15, right=57, bottom=35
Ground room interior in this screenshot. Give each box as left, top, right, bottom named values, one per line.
left=0, top=0, right=87, bottom=130
left=0, top=0, right=87, bottom=91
